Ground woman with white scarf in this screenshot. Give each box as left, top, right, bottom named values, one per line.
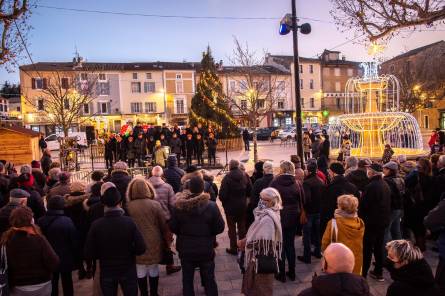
left=238, top=187, right=283, bottom=296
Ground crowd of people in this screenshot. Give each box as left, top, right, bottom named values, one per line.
left=0, top=134, right=445, bottom=295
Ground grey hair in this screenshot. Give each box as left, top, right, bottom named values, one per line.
left=386, top=240, right=423, bottom=263
left=239, top=162, right=246, bottom=172
left=229, top=159, right=240, bottom=170
left=438, top=155, right=445, bottom=168
left=345, top=156, right=358, bottom=169
left=280, top=160, right=295, bottom=176
left=259, top=187, right=283, bottom=210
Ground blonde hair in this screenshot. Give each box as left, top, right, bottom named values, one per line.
left=337, top=194, right=359, bottom=214
left=280, top=160, right=295, bottom=176
left=260, top=187, right=283, bottom=210
left=386, top=240, right=423, bottom=263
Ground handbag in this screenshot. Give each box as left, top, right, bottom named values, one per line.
left=296, top=181, right=307, bottom=225
left=159, top=248, right=174, bottom=265
left=0, top=245, right=8, bottom=296
left=255, top=254, right=277, bottom=274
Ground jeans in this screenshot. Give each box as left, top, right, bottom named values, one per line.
left=302, top=214, right=321, bottom=261
left=181, top=260, right=218, bottom=296
left=384, top=209, right=403, bottom=243
left=100, top=271, right=138, bottom=296
left=51, top=271, right=73, bottom=296
left=363, top=226, right=385, bottom=277
left=136, top=264, right=159, bottom=278
left=226, top=214, right=246, bottom=251
left=280, top=227, right=296, bottom=275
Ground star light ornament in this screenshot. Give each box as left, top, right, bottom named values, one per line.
left=367, top=42, right=385, bottom=57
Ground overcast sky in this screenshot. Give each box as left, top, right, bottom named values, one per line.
left=1, top=0, right=443, bottom=84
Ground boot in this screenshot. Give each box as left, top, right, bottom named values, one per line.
left=149, top=276, right=159, bottom=296
left=137, top=277, right=148, bottom=296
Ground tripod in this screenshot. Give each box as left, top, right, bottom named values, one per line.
left=217, top=140, right=229, bottom=176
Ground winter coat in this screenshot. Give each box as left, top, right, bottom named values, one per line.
left=47, top=183, right=71, bottom=200
left=384, top=174, right=405, bottom=211
left=64, top=192, right=88, bottom=239
left=84, top=208, right=146, bottom=278
left=127, top=197, right=169, bottom=265
left=386, top=258, right=440, bottom=296
left=5, top=230, right=59, bottom=287
left=126, top=141, right=136, bottom=159
left=40, top=154, right=52, bottom=176
left=20, top=185, right=46, bottom=220
left=303, top=137, right=311, bottom=153
left=153, top=147, right=167, bottom=167
left=303, top=173, right=326, bottom=215
left=319, top=139, right=330, bottom=159
left=321, top=175, right=359, bottom=233
left=134, top=138, right=146, bottom=156
left=195, top=139, right=205, bottom=154
left=249, top=174, right=274, bottom=213
left=148, top=176, right=176, bottom=221
left=0, top=202, right=22, bottom=236
left=359, top=175, right=391, bottom=229
left=185, top=139, right=194, bottom=155
left=104, top=139, right=115, bottom=158
left=242, top=130, right=250, bottom=142
left=346, top=168, right=369, bottom=193
left=270, top=174, right=302, bottom=229
left=206, top=138, right=217, bottom=151
left=169, top=191, right=225, bottom=261
left=311, top=139, right=321, bottom=158
left=163, top=156, right=185, bottom=193
left=181, top=171, right=217, bottom=202
left=298, top=272, right=371, bottom=296
left=110, top=170, right=131, bottom=204
left=382, top=147, right=394, bottom=164
left=424, top=197, right=445, bottom=259
left=32, top=168, right=46, bottom=192
left=169, top=137, right=182, bottom=154
left=219, top=168, right=252, bottom=217
left=37, top=210, right=78, bottom=272
left=117, top=140, right=127, bottom=160
left=322, top=216, right=365, bottom=275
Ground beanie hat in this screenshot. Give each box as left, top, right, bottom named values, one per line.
left=91, top=170, right=105, bottom=182
left=47, top=195, right=65, bottom=210
left=151, top=166, right=163, bottom=177
left=101, top=182, right=116, bottom=196
left=189, top=176, right=204, bottom=194
left=369, top=163, right=383, bottom=173
left=329, top=162, right=345, bottom=175
left=263, top=161, right=273, bottom=175
left=70, top=181, right=86, bottom=193
left=307, top=158, right=318, bottom=173
left=101, top=186, right=122, bottom=207
left=113, top=161, right=128, bottom=171
left=20, top=164, right=32, bottom=175
left=167, top=155, right=177, bottom=167
left=31, top=160, right=41, bottom=169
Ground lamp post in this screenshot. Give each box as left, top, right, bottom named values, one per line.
left=280, top=0, right=311, bottom=165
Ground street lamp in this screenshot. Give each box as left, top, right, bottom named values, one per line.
left=279, top=0, right=311, bottom=165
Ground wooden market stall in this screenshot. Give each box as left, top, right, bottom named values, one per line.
left=0, top=126, right=41, bottom=165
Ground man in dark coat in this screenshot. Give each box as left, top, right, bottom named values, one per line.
left=39, top=135, right=47, bottom=153
left=110, top=161, right=132, bottom=208
left=38, top=195, right=78, bottom=296
left=84, top=186, right=146, bottom=296
left=219, top=159, right=251, bottom=255
left=195, top=134, right=205, bottom=166
left=40, top=149, right=52, bottom=176
left=359, top=163, right=391, bottom=280
left=321, top=162, right=359, bottom=235
left=206, top=133, right=217, bottom=166
left=242, top=129, right=250, bottom=151
left=126, top=136, right=136, bottom=168
left=0, top=188, right=27, bottom=236
left=104, top=135, right=116, bottom=169
left=116, top=135, right=127, bottom=161
left=164, top=155, right=185, bottom=193
left=346, top=158, right=371, bottom=193
left=169, top=133, right=182, bottom=167
left=134, top=133, right=146, bottom=167
left=185, top=134, right=194, bottom=168
left=169, top=176, right=225, bottom=296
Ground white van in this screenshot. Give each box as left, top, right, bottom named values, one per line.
left=44, top=132, right=88, bottom=151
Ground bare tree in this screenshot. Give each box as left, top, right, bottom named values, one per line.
left=331, top=0, right=445, bottom=41
left=227, top=38, right=284, bottom=162
left=0, top=0, right=31, bottom=66
left=23, top=68, right=102, bottom=137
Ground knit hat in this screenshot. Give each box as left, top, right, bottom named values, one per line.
left=254, top=161, right=264, bottom=173
left=263, top=161, right=273, bottom=175
left=70, top=181, right=86, bottom=193
left=47, top=195, right=65, bottom=210
left=59, top=172, right=71, bottom=183
left=229, top=159, right=240, bottom=170
left=20, top=164, right=32, bottom=175
left=307, top=158, right=318, bottom=173
left=9, top=188, right=30, bottom=199
left=189, top=175, right=204, bottom=194
left=48, top=168, right=61, bottom=180
left=329, top=162, right=345, bottom=175
left=127, top=177, right=155, bottom=201
left=91, top=170, right=105, bottom=182
left=31, top=160, right=41, bottom=169
left=101, top=186, right=122, bottom=207
left=167, top=155, right=177, bottom=167
left=101, top=182, right=116, bottom=196
left=113, top=161, right=128, bottom=171
left=151, top=166, right=163, bottom=177
left=369, top=163, right=383, bottom=173
left=383, top=161, right=398, bottom=171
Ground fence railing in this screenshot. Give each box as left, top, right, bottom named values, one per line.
left=70, top=167, right=152, bottom=183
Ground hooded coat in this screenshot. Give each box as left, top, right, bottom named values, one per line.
left=345, top=168, right=369, bottom=193
left=219, top=168, right=252, bottom=217
left=298, top=272, right=371, bottom=296
left=148, top=176, right=175, bottom=221
left=169, top=191, right=224, bottom=261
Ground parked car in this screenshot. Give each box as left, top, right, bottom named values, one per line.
left=278, top=127, right=296, bottom=139
left=45, top=132, right=88, bottom=151
left=256, top=127, right=276, bottom=140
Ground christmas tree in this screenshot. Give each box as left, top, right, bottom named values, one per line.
left=190, top=47, right=239, bottom=138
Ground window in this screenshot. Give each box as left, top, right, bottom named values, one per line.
left=145, top=102, right=156, bottom=113
left=83, top=104, right=90, bottom=114
left=256, top=99, right=265, bottom=109
left=37, top=99, right=44, bottom=111
left=99, top=82, right=110, bottom=95
left=240, top=100, right=247, bottom=110
left=334, top=68, right=341, bottom=76
left=301, top=98, right=305, bottom=108
left=132, top=73, right=138, bottom=80
left=239, top=81, right=248, bottom=91
left=309, top=65, right=314, bottom=74
left=131, top=102, right=142, bottom=113
left=61, top=78, right=69, bottom=89
left=176, top=81, right=183, bottom=93
left=131, top=82, right=141, bottom=93
left=176, top=74, right=182, bottom=79
left=99, top=73, right=106, bottom=81
left=300, top=79, right=303, bottom=89
left=80, top=73, right=88, bottom=81
left=347, top=68, right=354, bottom=76
left=310, top=97, right=315, bottom=108
left=32, top=78, right=46, bottom=90
left=335, top=81, right=341, bottom=92
left=64, top=99, right=70, bottom=110
left=278, top=100, right=285, bottom=109
left=99, top=102, right=108, bottom=114
left=175, top=98, right=185, bottom=114
left=277, top=81, right=285, bottom=93
left=144, top=82, right=156, bottom=93
left=146, top=73, right=152, bottom=79
left=310, top=79, right=314, bottom=89
left=229, top=81, right=236, bottom=92
left=424, top=115, right=429, bottom=129
left=299, top=65, right=303, bottom=74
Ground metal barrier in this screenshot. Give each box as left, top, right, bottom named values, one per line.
left=69, top=167, right=151, bottom=183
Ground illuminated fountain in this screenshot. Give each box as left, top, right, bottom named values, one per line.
left=329, top=62, right=425, bottom=159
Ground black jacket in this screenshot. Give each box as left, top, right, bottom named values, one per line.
left=20, top=185, right=46, bottom=220
left=40, top=154, right=52, bottom=176
left=298, top=272, right=371, bottom=296
left=346, top=169, right=369, bottom=193
left=164, top=156, right=185, bottom=193
left=134, top=137, right=146, bottom=156
left=105, top=138, right=116, bottom=158
left=386, top=258, right=440, bottom=296
left=169, top=191, right=224, bottom=261
left=219, top=168, right=252, bottom=217
left=250, top=174, right=274, bottom=211
left=185, top=139, right=194, bottom=155
left=321, top=175, right=359, bottom=232
left=37, top=210, right=78, bottom=272
left=84, top=208, right=146, bottom=278
left=169, top=137, right=182, bottom=154
left=206, top=138, right=217, bottom=151
left=110, top=170, right=131, bottom=205
left=0, top=203, right=22, bottom=236
left=384, top=174, right=405, bottom=210
left=359, top=175, right=391, bottom=229
left=270, top=174, right=302, bottom=229
left=304, top=173, right=326, bottom=215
